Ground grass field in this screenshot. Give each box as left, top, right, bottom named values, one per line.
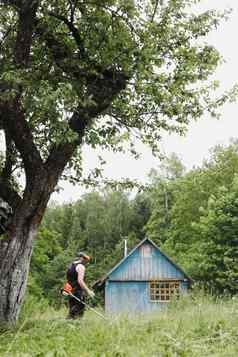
left=0, top=293, right=238, bottom=357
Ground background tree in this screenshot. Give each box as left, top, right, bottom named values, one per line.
left=30, top=189, right=143, bottom=303
left=189, top=181, right=238, bottom=294
left=165, top=144, right=238, bottom=261
left=28, top=227, right=64, bottom=300
left=146, top=153, right=185, bottom=244
left=0, top=0, right=229, bottom=324
left=146, top=143, right=238, bottom=274
left=28, top=143, right=238, bottom=304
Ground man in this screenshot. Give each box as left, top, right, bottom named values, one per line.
left=66, top=252, right=95, bottom=319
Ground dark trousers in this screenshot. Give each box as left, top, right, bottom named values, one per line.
left=68, top=289, right=85, bottom=319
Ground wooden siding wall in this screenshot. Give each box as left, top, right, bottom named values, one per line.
left=105, top=242, right=189, bottom=314
left=105, top=281, right=188, bottom=314
left=109, top=242, right=184, bottom=281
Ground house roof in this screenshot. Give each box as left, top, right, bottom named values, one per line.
left=93, top=237, right=192, bottom=289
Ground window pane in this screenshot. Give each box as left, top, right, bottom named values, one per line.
left=150, top=281, right=181, bottom=302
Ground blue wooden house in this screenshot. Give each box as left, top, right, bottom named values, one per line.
left=94, top=237, right=192, bottom=314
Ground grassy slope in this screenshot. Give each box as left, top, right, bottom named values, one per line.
left=0, top=294, right=238, bottom=357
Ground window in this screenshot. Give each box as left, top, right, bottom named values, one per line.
left=150, top=281, right=180, bottom=302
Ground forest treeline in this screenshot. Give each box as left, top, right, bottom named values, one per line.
left=29, top=142, right=238, bottom=303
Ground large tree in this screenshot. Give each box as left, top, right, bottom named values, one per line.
left=0, top=0, right=229, bottom=324
left=189, top=182, right=238, bottom=294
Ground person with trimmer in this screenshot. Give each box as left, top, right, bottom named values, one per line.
left=64, top=252, right=95, bottom=319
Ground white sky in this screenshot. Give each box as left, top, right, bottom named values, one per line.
left=52, top=0, right=238, bottom=203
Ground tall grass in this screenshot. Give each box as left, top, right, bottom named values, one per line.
left=0, top=293, right=238, bottom=356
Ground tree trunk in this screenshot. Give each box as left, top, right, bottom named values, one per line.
left=0, top=221, right=38, bottom=326
left=0, top=170, right=56, bottom=326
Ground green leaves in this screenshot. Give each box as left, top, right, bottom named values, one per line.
left=148, top=143, right=238, bottom=295
left=1, top=0, right=229, bottom=179
left=0, top=1, right=233, bottom=211
left=191, top=185, right=238, bottom=294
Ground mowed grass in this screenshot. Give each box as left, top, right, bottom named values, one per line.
left=0, top=293, right=238, bottom=357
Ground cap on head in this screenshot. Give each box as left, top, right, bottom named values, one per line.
left=77, top=252, right=91, bottom=262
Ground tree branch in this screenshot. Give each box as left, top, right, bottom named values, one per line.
left=14, top=0, right=39, bottom=68
left=1, top=130, right=16, bottom=181
left=36, top=25, right=85, bottom=79
left=0, top=0, right=21, bottom=8
left=68, top=0, right=77, bottom=23
left=0, top=176, right=22, bottom=211
left=48, top=11, right=86, bottom=59
left=44, top=111, right=89, bottom=178
left=0, top=22, right=17, bottom=48
left=45, top=68, right=128, bottom=181
left=151, top=0, right=160, bottom=22
left=0, top=0, right=43, bottom=179
left=37, top=14, right=129, bottom=184
left=0, top=102, right=43, bottom=179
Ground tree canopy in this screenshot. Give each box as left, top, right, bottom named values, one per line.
left=0, top=0, right=229, bottom=192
